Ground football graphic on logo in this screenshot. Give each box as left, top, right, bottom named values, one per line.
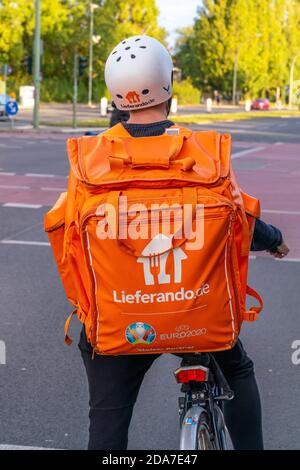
left=125, top=322, right=156, bottom=345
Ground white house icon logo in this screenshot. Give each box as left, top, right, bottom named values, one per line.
left=137, top=234, right=187, bottom=286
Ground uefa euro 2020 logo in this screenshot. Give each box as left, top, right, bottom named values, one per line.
left=125, top=322, right=156, bottom=345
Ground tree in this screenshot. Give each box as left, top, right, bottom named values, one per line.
left=175, top=0, right=300, bottom=99
left=0, top=0, right=165, bottom=101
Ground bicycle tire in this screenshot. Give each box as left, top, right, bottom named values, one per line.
left=179, top=406, right=216, bottom=450
left=196, top=411, right=216, bottom=450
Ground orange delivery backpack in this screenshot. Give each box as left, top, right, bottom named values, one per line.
left=44, top=123, right=263, bottom=356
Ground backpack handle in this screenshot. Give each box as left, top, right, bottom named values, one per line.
left=107, top=135, right=193, bottom=170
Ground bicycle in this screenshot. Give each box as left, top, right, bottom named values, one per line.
left=174, top=352, right=234, bottom=450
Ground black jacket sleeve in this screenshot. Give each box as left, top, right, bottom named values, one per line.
left=251, top=218, right=283, bottom=252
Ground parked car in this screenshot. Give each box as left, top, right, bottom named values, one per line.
left=0, top=94, right=11, bottom=119
left=251, top=98, right=270, bottom=110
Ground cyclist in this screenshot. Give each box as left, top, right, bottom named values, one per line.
left=78, top=35, right=289, bottom=450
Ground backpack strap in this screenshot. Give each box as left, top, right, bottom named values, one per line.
left=243, top=285, right=264, bottom=321
left=64, top=308, right=77, bottom=345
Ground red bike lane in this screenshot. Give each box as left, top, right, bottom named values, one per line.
left=234, top=142, right=300, bottom=260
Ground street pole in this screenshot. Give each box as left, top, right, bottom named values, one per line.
left=232, top=49, right=238, bottom=106
left=73, top=53, right=78, bottom=129
left=289, top=55, right=299, bottom=110
left=88, top=1, right=94, bottom=107
left=3, top=64, right=8, bottom=95
left=33, top=0, right=41, bottom=129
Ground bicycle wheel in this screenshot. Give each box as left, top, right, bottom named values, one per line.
left=179, top=406, right=216, bottom=450
left=196, top=411, right=216, bottom=450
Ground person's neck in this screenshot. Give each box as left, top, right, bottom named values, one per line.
left=127, top=108, right=167, bottom=125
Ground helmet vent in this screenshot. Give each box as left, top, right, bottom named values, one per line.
left=135, top=38, right=141, bottom=42
left=117, top=56, right=121, bottom=62
left=125, top=46, right=131, bottom=50
left=139, top=46, right=146, bottom=49
left=131, top=54, right=136, bottom=59
left=112, top=51, right=117, bottom=55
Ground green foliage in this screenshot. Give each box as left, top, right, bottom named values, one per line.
left=175, top=0, right=300, bottom=99
left=173, top=79, right=201, bottom=105
left=0, top=0, right=165, bottom=102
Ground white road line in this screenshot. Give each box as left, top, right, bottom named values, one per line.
left=275, top=258, right=300, bottom=263
left=0, top=240, right=50, bottom=246
left=25, top=173, right=56, bottom=178
left=0, top=184, right=30, bottom=190
left=232, top=146, right=265, bottom=159
left=0, top=171, right=16, bottom=176
left=41, top=187, right=65, bottom=191
left=0, top=444, right=58, bottom=450
left=250, top=255, right=300, bottom=263
left=0, top=145, right=23, bottom=149
left=2, top=203, right=42, bottom=209
left=274, top=142, right=283, bottom=145
left=262, top=209, right=300, bottom=215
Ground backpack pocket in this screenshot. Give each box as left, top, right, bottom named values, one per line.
left=44, top=192, right=90, bottom=316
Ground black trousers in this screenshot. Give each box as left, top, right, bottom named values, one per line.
left=79, top=328, right=264, bottom=450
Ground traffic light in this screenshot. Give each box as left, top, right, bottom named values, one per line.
left=22, top=55, right=33, bottom=75
left=79, top=56, right=88, bottom=77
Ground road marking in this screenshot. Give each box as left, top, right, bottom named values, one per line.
left=0, top=171, right=16, bottom=176
left=232, top=146, right=265, bottom=159
left=2, top=203, right=42, bottom=209
left=275, top=258, right=300, bottom=263
left=0, top=184, right=64, bottom=191
left=41, top=187, right=65, bottom=191
left=0, top=444, right=58, bottom=450
left=25, top=173, right=56, bottom=178
left=0, top=184, right=30, bottom=190
left=0, top=144, right=23, bottom=149
left=274, top=142, right=283, bottom=145
left=250, top=255, right=300, bottom=263
left=0, top=240, right=50, bottom=246
left=262, top=209, right=300, bottom=216
left=61, top=127, right=106, bottom=133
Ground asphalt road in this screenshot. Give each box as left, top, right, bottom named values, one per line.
left=0, top=117, right=299, bottom=450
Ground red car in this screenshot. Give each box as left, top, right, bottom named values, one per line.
left=251, top=98, right=270, bottom=110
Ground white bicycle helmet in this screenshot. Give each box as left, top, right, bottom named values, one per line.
left=105, top=35, right=173, bottom=111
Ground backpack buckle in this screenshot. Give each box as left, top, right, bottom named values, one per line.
left=244, top=310, right=259, bottom=322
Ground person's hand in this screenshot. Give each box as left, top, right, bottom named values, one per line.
left=268, top=241, right=290, bottom=259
